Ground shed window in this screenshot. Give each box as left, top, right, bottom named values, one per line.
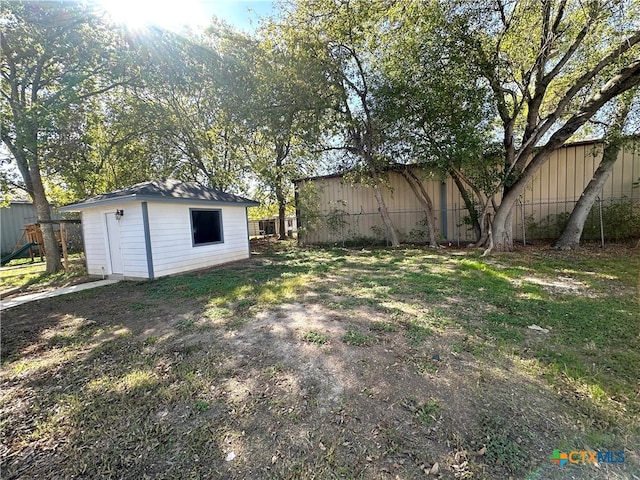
left=190, top=209, right=223, bottom=245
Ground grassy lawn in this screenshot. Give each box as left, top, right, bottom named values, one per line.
left=1, top=254, right=88, bottom=293
left=1, top=243, right=639, bottom=479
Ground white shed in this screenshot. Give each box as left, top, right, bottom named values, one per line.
left=59, top=179, right=259, bottom=280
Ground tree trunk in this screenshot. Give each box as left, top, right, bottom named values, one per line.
left=277, top=191, right=287, bottom=241
left=489, top=58, right=640, bottom=253
left=275, top=142, right=289, bottom=241
left=554, top=144, right=621, bottom=250
left=13, top=122, right=64, bottom=274
left=28, top=157, right=62, bottom=273
left=400, top=169, right=438, bottom=247
left=554, top=95, right=632, bottom=250
left=372, top=172, right=400, bottom=247
left=491, top=196, right=516, bottom=252
left=449, top=168, right=482, bottom=243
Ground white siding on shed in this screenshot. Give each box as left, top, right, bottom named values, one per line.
left=117, top=203, right=148, bottom=278
left=80, top=206, right=109, bottom=276
left=148, top=202, right=250, bottom=278
left=80, top=201, right=148, bottom=278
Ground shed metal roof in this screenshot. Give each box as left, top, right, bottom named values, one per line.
left=59, top=179, right=260, bottom=211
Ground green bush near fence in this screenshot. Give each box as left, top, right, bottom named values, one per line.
left=525, top=211, right=571, bottom=239
left=300, top=197, right=639, bottom=246
left=582, top=198, right=640, bottom=241
left=526, top=198, right=640, bottom=241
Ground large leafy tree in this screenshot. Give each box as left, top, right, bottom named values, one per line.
left=243, top=21, right=331, bottom=239
left=447, top=0, right=640, bottom=251
left=44, top=88, right=179, bottom=200
left=1, top=1, right=133, bottom=272
left=125, top=24, right=253, bottom=193
left=278, top=0, right=403, bottom=246
left=376, top=2, right=498, bottom=245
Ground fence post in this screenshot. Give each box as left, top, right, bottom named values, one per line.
left=455, top=203, right=460, bottom=246
left=518, top=196, right=526, bottom=246
left=597, top=196, right=604, bottom=248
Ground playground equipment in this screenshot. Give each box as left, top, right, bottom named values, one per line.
left=1, top=221, right=79, bottom=269
left=0, top=242, right=37, bottom=266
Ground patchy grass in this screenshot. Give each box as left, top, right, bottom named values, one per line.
left=0, top=255, right=87, bottom=293
left=404, top=320, right=434, bottom=346
left=1, top=243, right=639, bottom=479
left=0, top=262, right=47, bottom=289
left=369, top=321, right=398, bottom=332
left=478, top=412, right=529, bottom=474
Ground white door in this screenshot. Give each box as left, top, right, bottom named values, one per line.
left=105, top=214, right=123, bottom=274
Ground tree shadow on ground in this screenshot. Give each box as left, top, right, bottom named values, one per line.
left=2, top=246, right=638, bottom=479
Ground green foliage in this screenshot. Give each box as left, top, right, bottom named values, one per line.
left=295, top=180, right=323, bottom=242
left=1, top=1, right=143, bottom=272
left=478, top=413, right=528, bottom=474
left=403, top=397, right=440, bottom=426
left=369, top=321, right=398, bottom=333
left=404, top=321, right=434, bottom=346
left=194, top=400, right=211, bottom=412
left=437, top=0, right=640, bottom=247
left=248, top=203, right=295, bottom=221
left=525, top=212, right=572, bottom=239
left=302, top=331, right=329, bottom=345
left=135, top=25, right=255, bottom=193
left=376, top=1, right=496, bottom=174
left=342, top=328, right=372, bottom=346
left=582, top=198, right=640, bottom=241
left=326, top=204, right=349, bottom=240
left=276, top=0, right=407, bottom=247
left=407, top=220, right=427, bottom=244
left=175, top=318, right=195, bottom=330
left=526, top=198, right=640, bottom=240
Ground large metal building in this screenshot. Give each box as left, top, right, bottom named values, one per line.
left=295, top=139, right=640, bottom=245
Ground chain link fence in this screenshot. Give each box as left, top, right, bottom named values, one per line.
left=299, top=196, right=640, bottom=247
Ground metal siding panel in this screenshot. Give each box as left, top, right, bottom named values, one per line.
left=608, top=143, right=625, bottom=196
left=571, top=144, right=582, bottom=200
left=632, top=145, right=639, bottom=198
left=541, top=156, right=550, bottom=227
left=296, top=139, right=639, bottom=245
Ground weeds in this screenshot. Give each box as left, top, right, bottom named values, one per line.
left=175, top=318, right=195, bottom=330
left=342, top=328, right=372, bottom=346
left=402, top=397, right=440, bottom=426
left=478, top=413, right=529, bottom=474
left=369, top=321, right=398, bottom=332
left=404, top=321, right=433, bottom=346
left=303, top=331, right=329, bottom=345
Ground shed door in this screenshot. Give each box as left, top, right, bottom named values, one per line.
left=105, top=214, right=123, bottom=274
